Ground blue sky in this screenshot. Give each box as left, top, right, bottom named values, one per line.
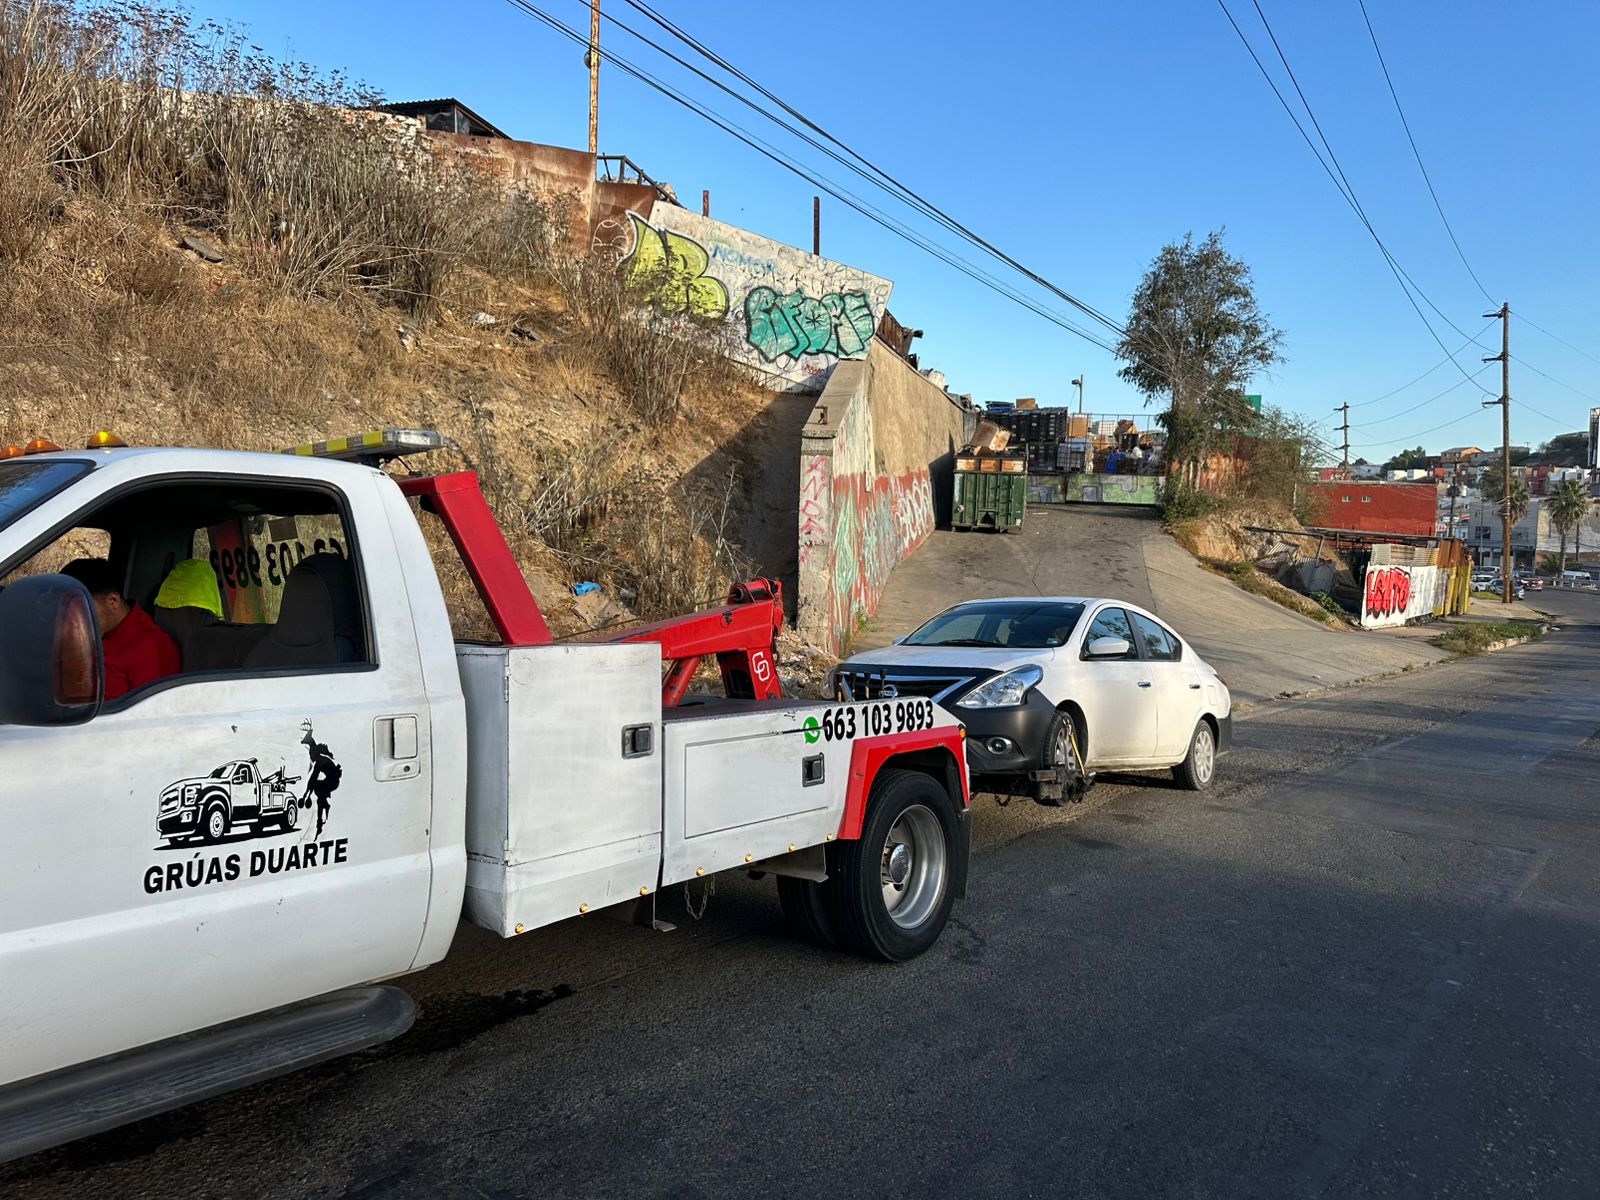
left=193, top=0, right=1598, bottom=463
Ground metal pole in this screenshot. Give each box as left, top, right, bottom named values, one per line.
left=587, top=0, right=600, bottom=157
left=702, top=189, right=710, bottom=217
left=812, top=196, right=820, bottom=255
left=1483, top=302, right=1512, bottom=602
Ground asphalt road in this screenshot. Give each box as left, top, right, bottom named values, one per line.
left=6, top=594, right=1600, bottom=1199
left=855, top=506, right=1446, bottom=703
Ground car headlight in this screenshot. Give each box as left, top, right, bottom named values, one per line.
left=956, top=665, right=1044, bottom=709
left=182, top=783, right=200, bottom=801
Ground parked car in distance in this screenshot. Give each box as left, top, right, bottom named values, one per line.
left=1485, top=576, right=1526, bottom=600
left=830, top=597, right=1232, bottom=803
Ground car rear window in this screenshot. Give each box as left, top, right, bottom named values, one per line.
left=904, top=601, right=1084, bottom=649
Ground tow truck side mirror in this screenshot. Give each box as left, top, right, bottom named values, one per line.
left=0, top=574, right=104, bottom=726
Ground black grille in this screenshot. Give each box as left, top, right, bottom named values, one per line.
left=834, top=669, right=981, bottom=703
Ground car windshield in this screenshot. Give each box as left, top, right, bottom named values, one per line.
left=0, top=461, right=93, bottom=533
left=904, top=601, right=1085, bottom=649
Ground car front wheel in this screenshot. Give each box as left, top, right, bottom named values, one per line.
left=1172, top=720, right=1217, bottom=791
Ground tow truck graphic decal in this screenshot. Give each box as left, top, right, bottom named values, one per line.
left=143, top=721, right=347, bottom=895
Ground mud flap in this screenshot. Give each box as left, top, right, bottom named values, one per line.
left=951, top=806, right=971, bottom=899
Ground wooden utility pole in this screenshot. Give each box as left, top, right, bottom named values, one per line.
left=1335, top=402, right=1350, bottom=471
left=1484, top=302, right=1512, bottom=603
left=587, top=0, right=600, bottom=156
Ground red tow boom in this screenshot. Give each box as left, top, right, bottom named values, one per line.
left=403, top=471, right=785, bottom=706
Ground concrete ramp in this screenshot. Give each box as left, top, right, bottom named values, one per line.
left=855, top=506, right=1447, bottom=704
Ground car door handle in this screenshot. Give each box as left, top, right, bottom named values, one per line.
left=1137, top=680, right=1152, bottom=688
left=1189, top=683, right=1202, bottom=690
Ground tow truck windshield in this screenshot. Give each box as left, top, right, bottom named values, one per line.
left=0, top=460, right=92, bottom=534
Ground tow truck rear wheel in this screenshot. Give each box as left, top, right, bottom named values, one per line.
left=776, top=876, right=841, bottom=949
left=827, top=769, right=957, bottom=962
left=280, top=798, right=299, bottom=831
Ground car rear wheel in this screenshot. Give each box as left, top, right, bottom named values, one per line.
left=1172, top=721, right=1217, bottom=791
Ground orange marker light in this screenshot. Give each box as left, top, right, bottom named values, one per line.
left=22, top=438, right=62, bottom=455
left=0, top=445, right=24, bottom=459
left=85, top=431, right=127, bottom=449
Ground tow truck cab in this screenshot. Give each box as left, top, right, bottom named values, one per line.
left=0, top=431, right=970, bottom=1161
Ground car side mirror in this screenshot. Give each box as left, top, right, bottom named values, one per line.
left=0, top=574, right=104, bottom=726
left=1085, top=636, right=1132, bottom=659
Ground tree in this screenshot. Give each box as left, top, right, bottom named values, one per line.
left=1382, top=446, right=1429, bottom=471
left=1116, top=231, right=1284, bottom=488
left=1480, top=463, right=1531, bottom=568
left=1548, top=478, right=1589, bottom=577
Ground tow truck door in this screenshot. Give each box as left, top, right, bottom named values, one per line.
left=0, top=468, right=435, bottom=1089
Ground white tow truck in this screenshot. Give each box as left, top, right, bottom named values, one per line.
left=0, top=429, right=971, bottom=1160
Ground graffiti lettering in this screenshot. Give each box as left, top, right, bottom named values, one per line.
left=620, top=213, right=729, bottom=319
left=1364, top=566, right=1412, bottom=619
left=744, top=286, right=877, bottom=364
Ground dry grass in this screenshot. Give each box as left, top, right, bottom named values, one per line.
left=0, top=0, right=787, bottom=637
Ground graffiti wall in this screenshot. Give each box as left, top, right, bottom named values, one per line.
left=615, top=209, right=893, bottom=392
left=797, top=343, right=971, bottom=654
left=1360, top=563, right=1441, bottom=629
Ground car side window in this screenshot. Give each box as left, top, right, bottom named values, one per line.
left=1131, top=614, right=1182, bottom=662
left=1081, top=607, right=1140, bottom=661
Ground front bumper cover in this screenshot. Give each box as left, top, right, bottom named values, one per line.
left=957, top=689, right=1060, bottom=778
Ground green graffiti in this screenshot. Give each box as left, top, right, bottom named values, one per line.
left=620, top=212, right=730, bottom=319
left=744, top=286, right=876, bottom=363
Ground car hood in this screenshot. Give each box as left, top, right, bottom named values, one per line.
left=840, top=643, right=1053, bottom=673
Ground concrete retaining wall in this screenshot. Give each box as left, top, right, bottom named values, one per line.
left=797, top=341, right=972, bottom=653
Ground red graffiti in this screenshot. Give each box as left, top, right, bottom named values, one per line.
left=1364, top=566, right=1412, bottom=618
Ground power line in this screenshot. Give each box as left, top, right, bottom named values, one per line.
left=1352, top=365, right=1492, bottom=427
left=610, top=0, right=1127, bottom=338
left=1217, top=0, right=1492, bottom=394
left=1516, top=312, right=1600, bottom=370
left=1351, top=408, right=1478, bottom=448
left=1349, top=323, right=1497, bottom=408
left=1512, top=357, right=1599, bottom=405
left=500, top=0, right=1123, bottom=354
left=1356, top=0, right=1494, bottom=305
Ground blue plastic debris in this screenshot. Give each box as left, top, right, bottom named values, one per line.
left=573, top=581, right=601, bottom=596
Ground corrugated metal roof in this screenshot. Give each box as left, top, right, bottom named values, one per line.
left=379, top=98, right=510, bottom=140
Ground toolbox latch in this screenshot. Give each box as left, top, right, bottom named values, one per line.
left=802, top=753, right=826, bottom=786
left=622, top=724, right=655, bottom=759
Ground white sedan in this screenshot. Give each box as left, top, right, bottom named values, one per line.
left=831, top=597, right=1232, bottom=803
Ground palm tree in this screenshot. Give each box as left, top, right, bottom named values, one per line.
left=1480, top=464, right=1531, bottom=572
left=1548, top=479, right=1590, bottom=578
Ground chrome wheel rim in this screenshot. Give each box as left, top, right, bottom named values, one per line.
left=1193, top=727, right=1215, bottom=784
left=207, top=810, right=226, bottom=839
left=880, top=804, right=947, bottom=929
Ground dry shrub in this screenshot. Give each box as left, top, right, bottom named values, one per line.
left=550, top=254, right=748, bottom=425
left=608, top=469, right=757, bottom=619
left=0, top=0, right=569, bottom=315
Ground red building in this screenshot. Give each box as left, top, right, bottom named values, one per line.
left=1306, top=481, right=1437, bottom=536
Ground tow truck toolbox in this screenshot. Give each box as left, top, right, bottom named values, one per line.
left=0, top=429, right=970, bottom=1161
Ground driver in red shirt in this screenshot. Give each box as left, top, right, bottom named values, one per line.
left=61, top=559, right=181, bottom=700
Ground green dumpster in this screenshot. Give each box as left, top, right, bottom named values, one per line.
left=952, top=453, right=1027, bottom=532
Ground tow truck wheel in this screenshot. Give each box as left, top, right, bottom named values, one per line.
left=280, top=798, right=299, bottom=831
left=201, top=801, right=229, bottom=844
left=777, top=876, right=841, bottom=949
left=827, top=769, right=957, bottom=962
